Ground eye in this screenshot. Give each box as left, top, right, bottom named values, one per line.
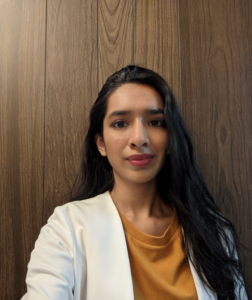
left=149, top=120, right=166, bottom=127
left=112, top=121, right=128, bottom=128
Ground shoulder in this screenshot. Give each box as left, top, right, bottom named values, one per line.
left=46, top=190, right=116, bottom=230
left=59, top=190, right=113, bottom=215
left=34, top=191, right=115, bottom=253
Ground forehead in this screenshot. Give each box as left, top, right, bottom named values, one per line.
left=106, top=84, right=164, bottom=114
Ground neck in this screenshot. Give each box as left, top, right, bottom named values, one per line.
left=109, top=173, right=170, bottom=219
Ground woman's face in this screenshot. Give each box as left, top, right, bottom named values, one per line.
left=95, top=83, right=168, bottom=185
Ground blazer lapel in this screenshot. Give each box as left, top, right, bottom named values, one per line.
left=84, top=191, right=134, bottom=300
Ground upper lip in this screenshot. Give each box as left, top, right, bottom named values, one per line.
left=126, top=154, right=154, bottom=160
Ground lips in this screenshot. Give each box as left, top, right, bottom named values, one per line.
left=126, top=154, right=154, bottom=167
left=126, top=154, right=154, bottom=160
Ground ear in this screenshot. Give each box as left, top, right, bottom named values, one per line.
left=95, top=133, right=107, bottom=157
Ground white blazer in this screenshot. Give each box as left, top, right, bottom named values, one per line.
left=21, top=191, right=246, bottom=300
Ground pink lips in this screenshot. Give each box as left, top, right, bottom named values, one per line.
left=126, top=154, right=154, bottom=167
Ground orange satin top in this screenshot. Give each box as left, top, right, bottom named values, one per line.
left=117, top=208, right=198, bottom=300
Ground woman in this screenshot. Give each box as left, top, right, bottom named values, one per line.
left=22, top=66, right=248, bottom=300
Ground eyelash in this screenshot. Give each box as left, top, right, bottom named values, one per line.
left=112, top=120, right=166, bottom=128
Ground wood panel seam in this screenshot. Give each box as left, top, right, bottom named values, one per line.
left=132, top=0, right=135, bottom=65
left=97, top=0, right=99, bottom=96
left=43, top=0, right=48, bottom=226
left=176, top=0, right=181, bottom=110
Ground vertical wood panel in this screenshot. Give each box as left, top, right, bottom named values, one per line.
left=98, top=0, right=133, bottom=89
left=134, top=0, right=179, bottom=101
left=44, top=0, right=98, bottom=221
left=0, top=1, right=46, bottom=299
left=179, top=0, right=252, bottom=295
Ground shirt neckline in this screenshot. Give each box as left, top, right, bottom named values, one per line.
left=117, top=206, right=180, bottom=246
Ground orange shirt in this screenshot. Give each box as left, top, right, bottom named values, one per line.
left=117, top=208, right=198, bottom=300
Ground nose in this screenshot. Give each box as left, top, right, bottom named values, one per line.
left=128, top=119, right=150, bottom=148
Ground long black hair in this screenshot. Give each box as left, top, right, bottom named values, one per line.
left=70, top=65, right=247, bottom=299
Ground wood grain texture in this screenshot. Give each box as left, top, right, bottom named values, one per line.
left=0, top=1, right=46, bottom=299
left=98, top=0, right=133, bottom=89
left=44, top=0, right=98, bottom=222
left=179, top=0, right=252, bottom=295
left=134, top=0, right=179, bottom=102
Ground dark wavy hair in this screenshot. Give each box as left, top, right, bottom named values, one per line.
left=70, top=65, right=247, bottom=299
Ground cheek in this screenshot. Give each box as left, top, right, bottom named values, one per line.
left=104, top=134, right=125, bottom=155
left=152, top=133, right=168, bottom=150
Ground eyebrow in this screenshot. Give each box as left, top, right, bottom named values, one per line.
left=108, top=108, right=164, bottom=119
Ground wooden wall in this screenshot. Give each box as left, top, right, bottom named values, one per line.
left=0, top=1, right=251, bottom=299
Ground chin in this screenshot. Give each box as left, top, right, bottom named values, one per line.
left=113, top=169, right=158, bottom=185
